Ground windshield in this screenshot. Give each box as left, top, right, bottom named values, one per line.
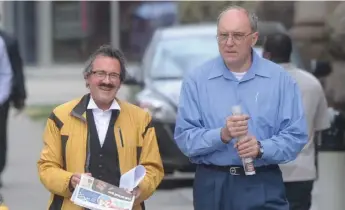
left=149, top=36, right=305, bottom=80
left=150, top=36, right=219, bottom=79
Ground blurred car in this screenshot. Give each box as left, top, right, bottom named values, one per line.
left=124, top=21, right=308, bottom=174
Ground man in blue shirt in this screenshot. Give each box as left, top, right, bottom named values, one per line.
left=174, top=5, right=308, bottom=210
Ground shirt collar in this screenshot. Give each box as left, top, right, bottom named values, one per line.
left=208, top=48, right=271, bottom=80
left=87, top=96, right=121, bottom=111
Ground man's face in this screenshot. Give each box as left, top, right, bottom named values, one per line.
left=85, top=55, right=121, bottom=107
left=217, top=9, right=258, bottom=67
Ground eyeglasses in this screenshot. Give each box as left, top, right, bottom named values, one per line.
left=91, top=70, right=120, bottom=81
left=217, top=32, right=254, bottom=44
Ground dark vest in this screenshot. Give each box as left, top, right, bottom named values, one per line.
left=86, top=109, right=121, bottom=187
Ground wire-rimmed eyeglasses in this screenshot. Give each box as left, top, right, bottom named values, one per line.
left=216, top=32, right=254, bottom=44
left=91, top=70, right=120, bottom=81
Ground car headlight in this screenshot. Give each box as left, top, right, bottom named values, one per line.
left=137, top=97, right=176, bottom=123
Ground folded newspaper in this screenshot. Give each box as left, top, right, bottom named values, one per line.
left=71, top=165, right=146, bottom=210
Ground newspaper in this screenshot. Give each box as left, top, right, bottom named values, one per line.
left=71, top=165, right=146, bottom=210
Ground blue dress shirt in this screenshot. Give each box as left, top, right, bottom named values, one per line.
left=174, top=50, right=308, bottom=167
left=0, top=36, right=12, bottom=105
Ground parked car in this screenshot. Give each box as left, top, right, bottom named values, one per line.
left=124, top=21, right=319, bottom=174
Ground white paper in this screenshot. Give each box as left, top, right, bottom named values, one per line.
left=119, top=165, right=146, bottom=191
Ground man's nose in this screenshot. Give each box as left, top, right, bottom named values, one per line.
left=102, top=75, right=111, bottom=84
left=226, top=35, right=235, bottom=46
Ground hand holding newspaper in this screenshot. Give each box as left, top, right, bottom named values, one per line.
left=71, top=165, right=146, bottom=210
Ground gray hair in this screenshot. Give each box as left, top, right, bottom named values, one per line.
left=83, top=45, right=127, bottom=82
left=217, top=5, right=258, bottom=32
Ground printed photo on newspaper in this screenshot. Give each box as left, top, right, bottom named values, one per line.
left=71, top=175, right=135, bottom=210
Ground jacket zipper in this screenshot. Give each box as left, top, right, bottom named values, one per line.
left=118, top=127, right=124, bottom=147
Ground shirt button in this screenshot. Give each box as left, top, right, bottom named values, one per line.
left=99, top=175, right=102, bottom=179
left=99, top=154, right=103, bottom=158
left=99, top=164, right=102, bottom=168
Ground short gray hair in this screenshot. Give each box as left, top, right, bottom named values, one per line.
left=217, top=5, right=258, bottom=32
left=83, top=45, right=127, bottom=82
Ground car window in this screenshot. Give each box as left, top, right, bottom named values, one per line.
left=149, top=36, right=219, bottom=79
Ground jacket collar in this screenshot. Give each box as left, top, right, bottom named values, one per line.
left=71, top=94, right=90, bottom=122
left=70, top=93, right=122, bottom=122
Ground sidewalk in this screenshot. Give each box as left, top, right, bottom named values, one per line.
left=0, top=110, right=49, bottom=209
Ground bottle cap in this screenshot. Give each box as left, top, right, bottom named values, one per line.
left=232, top=105, right=242, bottom=115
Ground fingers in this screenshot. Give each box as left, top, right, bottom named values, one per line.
left=239, top=150, right=257, bottom=158
left=228, top=125, right=248, bottom=136
left=123, top=188, right=140, bottom=198
left=235, top=136, right=254, bottom=149
left=227, top=115, right=250, bottom=122
left=71, top=173, right=92, bottom=187
left=234, top=136, right=259, bottom=158
left=226, top=114, right=250, bottom=138
left=133, top=187, right=141, bottom=198
left=71, top=175, right=81, bottom=188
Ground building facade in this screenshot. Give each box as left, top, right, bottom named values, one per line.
left=2, top=1, right=120, bottom=67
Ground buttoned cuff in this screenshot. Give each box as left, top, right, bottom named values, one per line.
left=204, top=127, right=227, bottom=149
left=260, top=140, right=274, bottom=162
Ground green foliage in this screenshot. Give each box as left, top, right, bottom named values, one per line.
left=25, top=104, right=58, bottom=122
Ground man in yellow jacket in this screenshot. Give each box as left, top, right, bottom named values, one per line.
left=37, top=45, right=164, bottom=210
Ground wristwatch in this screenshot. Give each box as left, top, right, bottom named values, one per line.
left=257, top=141, right=264, bottom=159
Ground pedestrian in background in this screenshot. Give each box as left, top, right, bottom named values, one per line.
left=174, top=5, right=308, bottom=210
left=0, top=33, right=13, bottom=188
left=263, top=33, right=330, bottom=210
left=37, top=45, right=164, bottom=210
left=0, top=25, right=26, bottom=112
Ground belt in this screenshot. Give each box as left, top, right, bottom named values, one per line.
left=200, top=164, right=279, bottom=176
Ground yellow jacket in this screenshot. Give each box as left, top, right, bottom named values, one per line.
left=37, top=94, right=164, bottom=210
left=0, top=205, right=8, bottom=210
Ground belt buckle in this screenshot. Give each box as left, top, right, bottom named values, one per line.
left=229, top=167, right=240, bottom=175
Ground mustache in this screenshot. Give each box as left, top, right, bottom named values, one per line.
left=99, top=83, right=115, bottom=89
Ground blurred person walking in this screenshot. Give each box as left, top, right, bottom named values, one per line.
left=174, top=5, right=308, bottom=210
left=37, top=45, right=164, bottom=210
left=0, top=28, right=27, bottom=112
left=263, top=33, right=330, bottom=210
left=0, top=32, right=13, bottom=188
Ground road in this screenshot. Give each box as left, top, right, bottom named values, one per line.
left=0, top=65, right=194, bottom=209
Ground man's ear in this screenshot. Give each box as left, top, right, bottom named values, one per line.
left=262, top=51, right=271, bottom=60
left=251, top=32, right=259, bottom=47
left=84, top=73, right=90, bottom=88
